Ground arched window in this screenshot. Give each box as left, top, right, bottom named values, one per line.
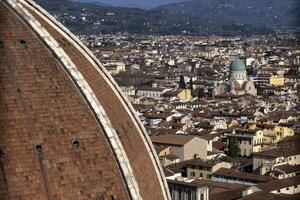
left=35, top=144, right=43, bottom=154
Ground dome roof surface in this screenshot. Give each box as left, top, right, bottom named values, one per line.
left=0, top=0, right=170, bottom=199
left=230, top=58, right=246, bottom=72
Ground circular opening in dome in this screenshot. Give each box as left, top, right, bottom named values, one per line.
left=35, top=144, right=43, bottom=154
left=19, top=40, right=27, bottom=48
left=97, top=193, right=104, bottom=200
left=0, top=148, right=7, bottom=157
left=0, top=41, right=4, bottom=49
left=72, top=139, right=80, bottom=149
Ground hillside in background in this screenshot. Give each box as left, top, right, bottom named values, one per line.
left=35, top=0, right=275, bottom=36
left=153, top=0, right=300, bottom=29
left=71, top=0, right=111, bottom=7
left=70, top=0, right=190, bottom=9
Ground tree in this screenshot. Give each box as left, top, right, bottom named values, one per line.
left=179, top=75, right=186, bottom=89
left=193, top=87, right=205, bottom=99
left=189, top=78, right=194, bottom=94
left=227, top=137, right=241, bottom=158
left=286, top=67, right=299, bottom=77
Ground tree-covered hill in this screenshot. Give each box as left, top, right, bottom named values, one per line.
left=153, top=0, right=300, bottom=29
left=35, top=0, right=274, bottom=36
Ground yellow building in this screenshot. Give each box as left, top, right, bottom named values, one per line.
left=177, top=89, right=192, bottom=101
left=227, top=129, right=265, bottom=156
left=273, top=126, right=294, bottom=143
left=156, top=146, right=172, bottom=157
left=270, top=75, right=284, bottom=86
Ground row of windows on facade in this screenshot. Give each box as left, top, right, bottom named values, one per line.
left=170, top=188, right=205, bottom=200
left=237, top=138, right=263, bottom=145
left=277, top=184, right=298, bottom=193
left=190, top=172, right=212, bottom=179
left=214, top=175, right=260, bottom=184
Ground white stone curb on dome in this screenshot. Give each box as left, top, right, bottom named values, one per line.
left=20, top=0, right=171, bottom=199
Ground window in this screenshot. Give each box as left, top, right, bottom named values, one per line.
left=200, top=173, right=203, bottom=178
left=0, top=41, right=3, bottom=49
left=0, top=148, right=7, bottom=158
left=286, top=187, right=289, bottom=191
left=190, top=172, right=195, bottom=177
left=35, top=144, right=43, bottom=154
left=19, top=40, right=27, bottom=48
left=200, top=193, right=204, bottom=200
left=72, top=139, right=80, bottom=149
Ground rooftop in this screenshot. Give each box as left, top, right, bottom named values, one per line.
left=151, top=134, right=196, bottom=146
left=275, top=164, right=300, bottom=174
left=253, top=147, right=300, bottom=158
left=213, top=168, right=273, bottom=183
left=258, top=176, right=300, bottom=192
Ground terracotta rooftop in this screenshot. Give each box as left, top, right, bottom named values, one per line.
left=212, top=168, right=274, bottom=183
left=151, top=134, right=196, bottom=146
left=210, top=185, right=248, bottom=200
left=239, top=191, right=298, bottom=200
left=258, top=176, right=300, bottom=192
left=275, top=164, right=300, bottom=174
left=191, top=179, right=244, bottom=191
left=253, top=147, right=300, bottom=158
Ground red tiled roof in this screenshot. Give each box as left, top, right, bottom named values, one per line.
left=213, top=168, right=273, bottom=183
left=151, top=134, right=195, bottom=146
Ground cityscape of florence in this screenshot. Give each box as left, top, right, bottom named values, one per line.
left=0, top=0, right=299, bottom=200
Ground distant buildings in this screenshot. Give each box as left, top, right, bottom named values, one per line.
left=78, top=25, right=300, bottom=200
left=252, top=147, right=300, bottom=175
left=226, top=129, right=265, bottom=156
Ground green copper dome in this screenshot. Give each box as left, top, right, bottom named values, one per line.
left=230, top=59, right=246, bottom=72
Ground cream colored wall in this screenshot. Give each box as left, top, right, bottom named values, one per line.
left=173, top=146, right=185, bottom=161
left=184, top=137, right=207, bottom=160
left=286, top=154, right=300, bottom=165
left=212, top=162, right=232, bottom=172
left=186, top=162, right=232, bottom=179
left=187, top=167, right=211, bottom=179
left=252, top=130, right=264, bottom=153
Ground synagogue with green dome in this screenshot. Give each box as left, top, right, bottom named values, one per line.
left=213, top=58, right=257, bottom=97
